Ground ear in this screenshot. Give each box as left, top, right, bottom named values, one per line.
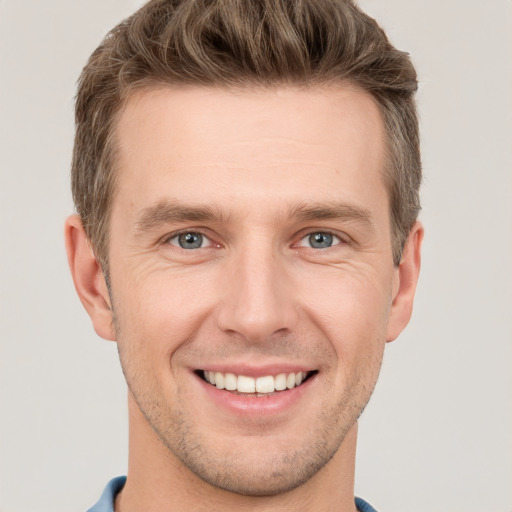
left=64, top=215, right=116, bottom=341
left=386, top=221, right=424, bottom=343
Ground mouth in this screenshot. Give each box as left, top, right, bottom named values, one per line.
left=196, top=369, right=317, bottom=397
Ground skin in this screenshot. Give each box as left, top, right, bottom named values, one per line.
left=65, top=84, right=422, bottom=512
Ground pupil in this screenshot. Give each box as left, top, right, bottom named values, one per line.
left=179, top=232, right=202, bottom=249
left=310, top=232, right=332, bottom=248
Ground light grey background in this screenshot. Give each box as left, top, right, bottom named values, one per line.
left=0, top=1, right=510, bottom=511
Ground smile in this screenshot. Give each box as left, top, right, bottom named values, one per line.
left=200, top=370, right=315, bottom=395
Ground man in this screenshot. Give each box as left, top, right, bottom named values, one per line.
left=65, top=0, right=423, bottom=510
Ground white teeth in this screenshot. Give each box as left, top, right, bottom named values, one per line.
left=215, top=372, right=225, bottom=390
left=205, top=371, right=216, bottom=385
left=256, top=375, right=274, bottom=393
left=274, top=373, right=287, bottom=391
left=203, top=370, right=311, bottom=394
left=224, top=373, right=237, bottom=391
left=237, top=375, right=256, bottom=393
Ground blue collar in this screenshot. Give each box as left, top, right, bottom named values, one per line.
left=88, top=476, right=378, bottom=512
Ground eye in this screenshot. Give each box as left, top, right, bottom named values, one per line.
left=168, top=231, right=212, bottom=249
left=298, top=231, right=342, bottom=249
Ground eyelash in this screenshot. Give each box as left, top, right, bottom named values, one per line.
left=296, top=230, right=344, bottom=249
left=165, top=230, right=215, bottom=249
left=163, top=229, right=347, bottom=251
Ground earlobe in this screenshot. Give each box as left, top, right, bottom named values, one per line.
left=64, top=215, right=116, bottom=341
left=386, top=221, right=424, bottom=343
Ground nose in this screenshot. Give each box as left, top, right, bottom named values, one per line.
left=216, top=245, right=298, bottom=343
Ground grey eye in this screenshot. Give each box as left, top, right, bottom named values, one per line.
left=171, top=232, right=206, bottom=249
left=297, top=231, right=341, bottom=249
left=308, top=232, right=334, bottom=248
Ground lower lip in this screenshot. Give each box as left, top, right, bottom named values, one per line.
left=195, top=373, right=317, bottom=416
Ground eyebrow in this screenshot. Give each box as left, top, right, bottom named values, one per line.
left=289, top=201, right=375, bottom=228
left=136, top=199, right=228, bottom=234
left=135, top=198, right=375, bottom=234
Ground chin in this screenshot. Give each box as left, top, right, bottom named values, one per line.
left=154, top=419, right=349, bottom=498
left=180, top=449, right=336, bottom=497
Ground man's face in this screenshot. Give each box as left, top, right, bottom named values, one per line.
left=107, top=85, right=403, bottom=495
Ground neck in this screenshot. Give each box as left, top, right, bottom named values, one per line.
left=116, top=395, right=358, bottom=512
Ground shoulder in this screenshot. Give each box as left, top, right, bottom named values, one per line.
left=87, top=476, right=126, bottom=512
left=355, top=496, right=379, bottom=512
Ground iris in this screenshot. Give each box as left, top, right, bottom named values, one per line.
left=309, top=232, right=334, bottom=249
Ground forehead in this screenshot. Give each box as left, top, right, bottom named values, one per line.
left=113, top=84, right=387, bottom=219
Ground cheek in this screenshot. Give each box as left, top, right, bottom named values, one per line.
left=112, top=269, right=216, bottom=362
left=302, top=265, right=392, bottom=335
left=297, top=265, right=391, bottom=376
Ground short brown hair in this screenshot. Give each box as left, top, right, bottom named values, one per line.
left=72, top=0, right=421, bottom=269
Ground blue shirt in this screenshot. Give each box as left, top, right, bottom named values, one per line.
left=88, top=476, right=379, bottom=512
